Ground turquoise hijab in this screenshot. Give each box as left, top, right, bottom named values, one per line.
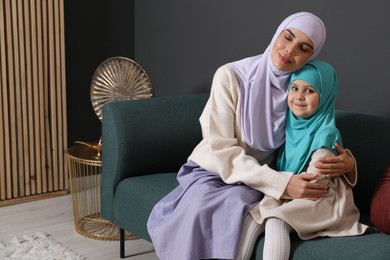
left=277, top=60, right=342, bottom=174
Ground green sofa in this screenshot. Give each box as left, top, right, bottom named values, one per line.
left=101, top=94, right=390, bottom=259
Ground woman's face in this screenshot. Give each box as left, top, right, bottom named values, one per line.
left=271, top=28, right=314, bottom=72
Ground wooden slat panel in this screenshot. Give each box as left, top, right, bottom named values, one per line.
left=47, top=0, right=58, bottom=191
left=5, top=0, right=19, bottom=198
left=35, top=0, right=45, bottom=194
left=17, top=0, right=31, bottom=196
left=54, top=0, right=63, bottom=189
left=59, top=0, right=67, bottom=189
left=0, top=0, right=11, bottom=200
left=0, top=0, right=8, bottom=200
left=11, top=0, right=24, bottom=197
left=24, top=1, right=38, bottom=194
left=42, top=0, right=53, bottom=193
left=0, top=0, right=67, bottom=205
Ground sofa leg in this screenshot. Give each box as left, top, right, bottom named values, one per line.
left=120, top=228, right=125, bottom=258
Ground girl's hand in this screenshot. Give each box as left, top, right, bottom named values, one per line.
left=283, top=173, right=328, bottom=200
left=315, top=143, right=354, bottom=178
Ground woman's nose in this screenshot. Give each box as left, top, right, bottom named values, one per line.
left=286, top=45, right=295, bottom=56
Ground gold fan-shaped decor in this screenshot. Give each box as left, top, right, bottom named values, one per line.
left=90, top=56, right=153, bottom=121
left=69, top=57, right=153, bottom=241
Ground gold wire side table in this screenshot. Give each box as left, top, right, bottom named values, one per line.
left=67, top=143, right=137, bottom=241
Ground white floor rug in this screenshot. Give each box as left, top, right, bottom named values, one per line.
left=0, top=233, right=87, bottom=259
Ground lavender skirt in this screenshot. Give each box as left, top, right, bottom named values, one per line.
left=147, top=161, right=263, bottom=260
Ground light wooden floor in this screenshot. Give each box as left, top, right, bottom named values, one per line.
left=0, top=195, right=158, bottom=260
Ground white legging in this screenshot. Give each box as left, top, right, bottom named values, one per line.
left=236, top=214, right=292, bottom=260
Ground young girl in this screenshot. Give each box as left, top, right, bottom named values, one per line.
left=251, top=60, right=368, bottom=260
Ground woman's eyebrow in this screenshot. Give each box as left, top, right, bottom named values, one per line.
left=286, top=29, right=314, bottom=50
left=286, top=29, right=296, bottom=38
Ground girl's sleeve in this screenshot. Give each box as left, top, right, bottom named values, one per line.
left=306, top=148, right=357, bottom=187
left=204, top=65, right=292, bottom=199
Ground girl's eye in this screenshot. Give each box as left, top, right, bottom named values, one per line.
left=306, top=88, right=315, bottom=94
left=291, top=86, right=298, bottom=91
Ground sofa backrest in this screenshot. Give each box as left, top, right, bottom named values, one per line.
left=103, top=94, right=389, bottom=217
left=335, top=110, right=390, bottom=215
left=103, top=94, right=209, bottom=178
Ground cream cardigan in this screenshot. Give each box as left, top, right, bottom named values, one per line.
left=188, top=64, right=292, bottom=200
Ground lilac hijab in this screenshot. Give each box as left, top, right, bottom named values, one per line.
left=230, top=12, right=326, bottom=152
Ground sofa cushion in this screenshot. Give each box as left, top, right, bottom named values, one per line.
left=113, top=172, right=179, bottom=241
left=253, top=230, right=390, bottom=259
left=370, top=166, right=390, bottom=234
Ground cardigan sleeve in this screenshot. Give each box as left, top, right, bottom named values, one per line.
left=194, top=65, right=292, bottom=199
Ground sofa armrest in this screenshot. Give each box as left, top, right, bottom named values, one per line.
left=101, top=94, right=208, bottom=221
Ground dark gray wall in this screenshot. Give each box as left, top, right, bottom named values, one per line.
left=134, top=0, right=390, bottom=117
left=65, top=0, right=134, bottom=145
left=65, top=0, right=389, bottom=146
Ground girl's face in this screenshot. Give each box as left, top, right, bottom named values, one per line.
left=288, top=80, right=319, bottom=118
left=271, top=29, right=314, bottom=72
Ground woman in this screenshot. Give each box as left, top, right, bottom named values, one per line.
left=147, top=12, right=355, bottom=260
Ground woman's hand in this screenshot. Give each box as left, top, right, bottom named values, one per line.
left=283, top=174, right=328, bottom=200
left=315, top=143, right=355, bottom=178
